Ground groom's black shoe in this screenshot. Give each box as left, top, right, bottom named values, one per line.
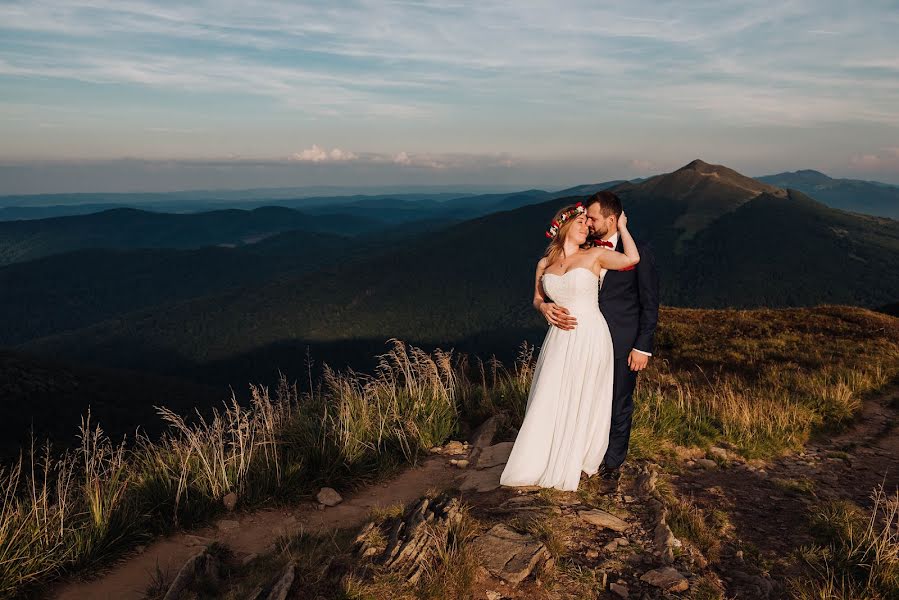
left=598, top=463, right=621, bottom=481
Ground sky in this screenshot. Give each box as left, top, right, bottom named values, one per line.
left=1, top=0, right=898, bottom=194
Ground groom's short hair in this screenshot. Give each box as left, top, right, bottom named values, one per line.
left=585, top=190, right=623, bottom=218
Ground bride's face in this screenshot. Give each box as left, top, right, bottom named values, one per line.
left=566, top=214, right=589, bottom=245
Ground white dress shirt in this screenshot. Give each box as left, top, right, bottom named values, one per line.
left=599, top=232, right=652, bottom=357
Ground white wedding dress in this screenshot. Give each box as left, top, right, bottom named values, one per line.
left=500, top=267, right=615, bottom=491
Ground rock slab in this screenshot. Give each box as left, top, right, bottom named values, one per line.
left=640, top=567, right=689, bottom=592
left=476, top=442, right=515, bottom=469
left=578, top=509, right=629, bottom=532
left=470, top=524, right=550, bottom=585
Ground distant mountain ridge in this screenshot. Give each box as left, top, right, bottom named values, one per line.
left=0, top=205, right=374, bottom=266
left=758, top=170, right=899, bottom=219
left=18, top=160, right=899, bottom=390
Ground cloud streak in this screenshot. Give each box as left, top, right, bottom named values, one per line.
left=1, top=0, right=898, bottom=190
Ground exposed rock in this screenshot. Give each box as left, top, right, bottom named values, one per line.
left=471, top=524, right=551, bottom=585
left=442, top=440, right=468, bottom=455
left=162, top=548, right=222, bottom=600
left=223, top=492, right=238, bottom=512
left=615, top=537, right=630, bottom=546
left=241, top=552, right=258, bottom=566
left=696, top=458, right=718, bottom=470
left=654, top=521, right=681, bottom=564
left=355, top=492, right=462, bottom=584
left=485, top=591, right=503, bottom=600
left=459, top=464, right=505, bottom=492
left=476, top=442, right=515, bottom=469
left=635, top=466, right=659, bottom=496
left=640, top=567, right=689, bottom=592
left=264, top=563, right=296, bottom=600
left=449, top=459, right=470, bottom=468
left=216, top=519, right=240, bottom=531
left=316, top=487, right=343, bottom=506
left=604, top=540, right=619, bottom=552
left=578, top=509, right=629, bottom=532
left=610, top=582, right=629, bottom=598
left=469, top=414, right=507, bottom=449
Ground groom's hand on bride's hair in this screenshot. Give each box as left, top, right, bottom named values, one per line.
left=628, top=350, right=650, bottom=372
left=540, top=302, right=577, bottom=330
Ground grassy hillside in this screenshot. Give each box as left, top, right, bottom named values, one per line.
left=0, top=230, right=356, bottom=345
left=675, top=190, right=899, bottom=307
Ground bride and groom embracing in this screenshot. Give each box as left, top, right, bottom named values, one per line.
left=500, top=191, right=660, bottom=492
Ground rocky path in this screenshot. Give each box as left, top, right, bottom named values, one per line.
left=52, top=457, right=457, bottom=600
left=49, top=386, right=898, bottom=599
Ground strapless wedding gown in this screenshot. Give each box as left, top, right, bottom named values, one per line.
left=500, top=267, right=615, bottom=491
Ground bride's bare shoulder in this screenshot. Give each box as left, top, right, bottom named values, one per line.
left=537, top=257, right=550, bottom=270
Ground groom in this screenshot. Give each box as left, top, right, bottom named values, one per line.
left=585, top=191, right=659, bottom=480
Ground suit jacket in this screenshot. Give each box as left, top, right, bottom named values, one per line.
left=598, top=238, right=660, bottom=360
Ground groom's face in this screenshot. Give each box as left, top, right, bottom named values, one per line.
left=586, top=203, right=610, bottom=237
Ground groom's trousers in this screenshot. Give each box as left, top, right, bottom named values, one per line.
left=603, top=357, right=639, bottom=468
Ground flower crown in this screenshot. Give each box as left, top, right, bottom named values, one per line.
left=545, top=202, right=586, bottom=239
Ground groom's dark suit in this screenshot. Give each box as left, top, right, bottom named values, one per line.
left=598, top=236, right=660, bottom=468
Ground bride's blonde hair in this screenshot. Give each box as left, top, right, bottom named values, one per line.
left=543, top=203, right=583, bottom=266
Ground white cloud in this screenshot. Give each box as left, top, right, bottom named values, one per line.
left=290, top=145, right=358, bottom=163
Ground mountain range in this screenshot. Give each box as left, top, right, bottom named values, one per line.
left=758, top=170, right=899, bottom=219
left=12, top=160, right=898, bottom=392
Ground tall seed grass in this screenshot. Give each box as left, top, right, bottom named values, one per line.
left=791, top=486, right=899, bottom=599
left=0, top=340, right=465, bottom=598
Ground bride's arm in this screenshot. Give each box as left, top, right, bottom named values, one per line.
left=534, top=258, right=577, bottom=330
left=533, top=257, right=550, bottom=310
left=595, top=212, right=640, bottom=271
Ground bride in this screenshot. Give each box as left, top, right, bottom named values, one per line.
left=500, top=202, right=640, bottom=491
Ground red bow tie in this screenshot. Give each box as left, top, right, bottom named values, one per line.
left=594, top=239, right=614, bottom=248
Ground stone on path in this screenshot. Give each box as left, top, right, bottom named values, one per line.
left=476, top=442, right=515, bottom=469
left=696, top=458, right=718, bottom=470
left=470, top=524, right=551, bottom=585
left=459, top=464, right=505, bottom=492
left=442, top=440, right=468, bottom=455
left=610, top=582, right=630, bottom=598
left=578, top=508, right=629, bottom=532
left=640, top=567, right=689, bottom=592
left=316, top=487, right=343, bottom=506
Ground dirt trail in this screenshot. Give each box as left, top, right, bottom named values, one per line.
left=52, top=456, right=456, bottom=600
left=670, top=386, right=899, bottom=597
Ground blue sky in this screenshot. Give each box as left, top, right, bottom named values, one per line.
left=1, top=0, right=898, bottom=193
